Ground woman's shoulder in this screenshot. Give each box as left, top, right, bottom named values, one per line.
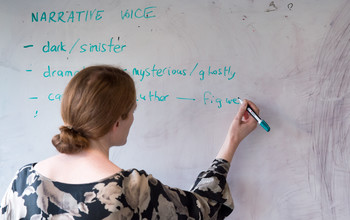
left=17, top=163, right=36, bottom=172
left=5, top=163, right=38, bottom=196
left=12, top=163, right=37, bottom=181
left=120, top=168, right=148, bottom=176
left=119, top=168, right=157, bottom=186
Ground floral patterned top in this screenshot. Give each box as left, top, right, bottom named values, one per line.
left=1, top=159, right=233, bottom=219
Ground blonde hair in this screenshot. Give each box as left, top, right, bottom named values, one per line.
left=52, top=65, right=136, bottom=154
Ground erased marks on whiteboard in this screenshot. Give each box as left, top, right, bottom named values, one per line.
left=241, top=15, right=256, bottom=32
left=307, top=0, right=350, bottom=219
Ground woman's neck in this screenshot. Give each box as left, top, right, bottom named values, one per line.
left=34, top=144, right=122, bottom=184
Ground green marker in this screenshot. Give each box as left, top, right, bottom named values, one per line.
left=237, top=97, right=270, bottom=132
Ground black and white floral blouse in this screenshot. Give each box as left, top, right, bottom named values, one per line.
left=1, top=159, right=233, bottom=219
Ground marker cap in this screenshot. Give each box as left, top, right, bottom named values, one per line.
left=260, top=120, right=270, bottom=132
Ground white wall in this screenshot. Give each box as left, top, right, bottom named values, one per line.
left=1, top=0, right=350, bottom=219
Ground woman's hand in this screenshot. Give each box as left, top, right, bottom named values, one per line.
left=216, top=99, right=259, bottom=163
left=230, top=99, right=259, bottom=144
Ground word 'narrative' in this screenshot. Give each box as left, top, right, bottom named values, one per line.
left=31, top=6, right=157, bottom=23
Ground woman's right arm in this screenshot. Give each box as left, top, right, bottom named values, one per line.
left=215, top=99, right=259, bottom=163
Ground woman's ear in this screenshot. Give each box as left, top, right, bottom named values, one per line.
left=113, top=116, right=122, bottom=131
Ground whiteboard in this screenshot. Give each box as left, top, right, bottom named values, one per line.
left=1, top=0, right=350, bottom=219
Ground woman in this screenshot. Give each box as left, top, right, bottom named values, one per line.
left=0, top=65, right=258, bottom=219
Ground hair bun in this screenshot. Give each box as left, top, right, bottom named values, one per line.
left=52, top=125, right=89, bottom=154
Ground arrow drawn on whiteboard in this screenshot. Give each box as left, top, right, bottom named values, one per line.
left=176, top=97, right=196, bottom=101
